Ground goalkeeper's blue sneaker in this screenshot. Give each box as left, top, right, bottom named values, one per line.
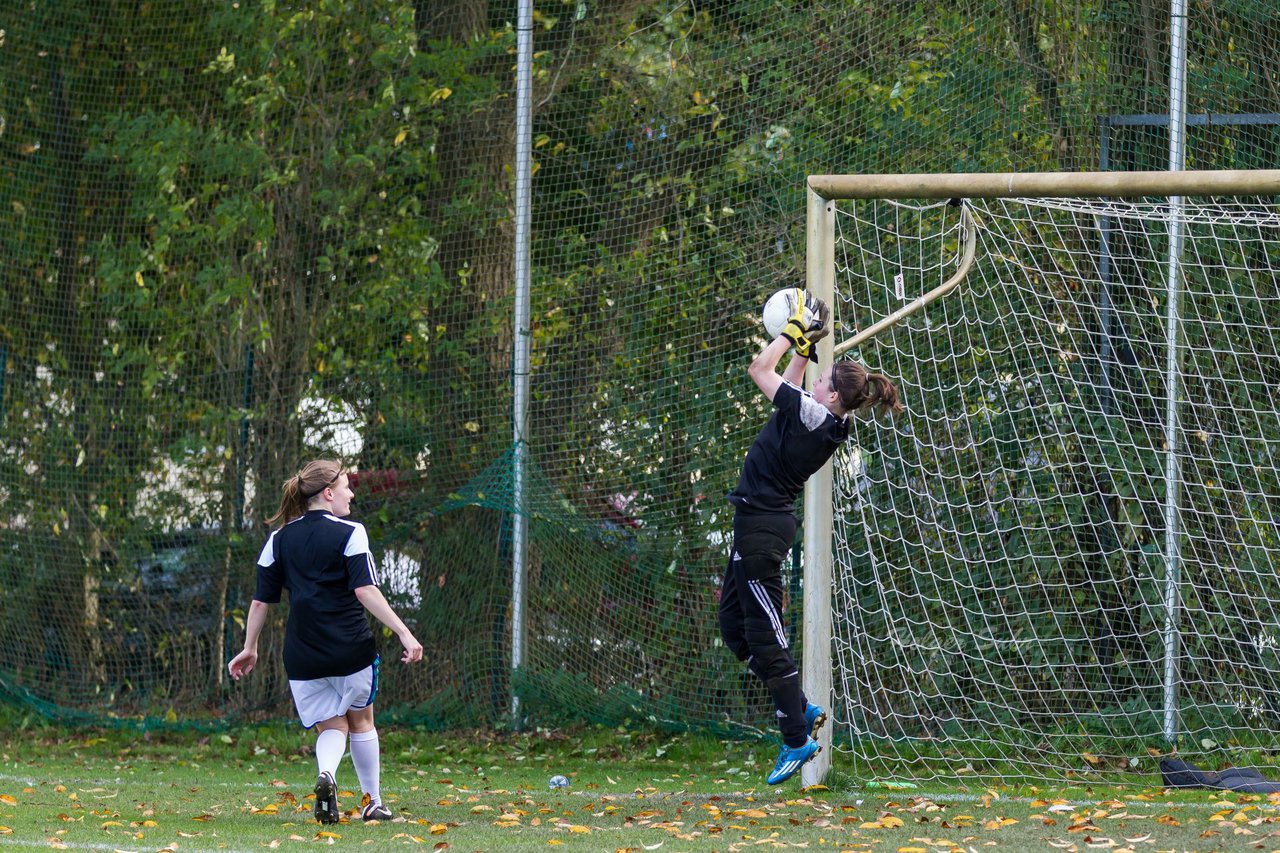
left=766, top=737, right=821, bottom=785
left=804, top=703, right=827, bottom=739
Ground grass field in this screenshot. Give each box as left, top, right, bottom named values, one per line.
left=0, top=715, right=1276, bottom=852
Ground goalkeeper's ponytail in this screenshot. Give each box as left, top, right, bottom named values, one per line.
left=267, top=459, right=344, bottom=528
left=832, top=361, right=904, bottom=416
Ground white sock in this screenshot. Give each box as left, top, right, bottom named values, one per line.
left=315, top=728, right=347, bottom=779
left=349, top=728, right=381, bottom=804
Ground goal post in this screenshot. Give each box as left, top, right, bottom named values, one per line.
left=802, top=189, right=837, bottom=786
left=803, top=170, right=1280, bottom=785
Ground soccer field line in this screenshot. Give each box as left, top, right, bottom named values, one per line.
left=0, top=840, right=260, bottom=853
left=4, top=769, right=1275, bottom=817
left=529, top=786, right=1280, bottom=814
left=909, top=789, right=1280, bottom=809
left=0, top=774, right=38, bottom=787
left=0, top=771, right=270, bottom=790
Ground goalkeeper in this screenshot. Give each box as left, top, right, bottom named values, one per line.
left=720, top=288, right=902, bottom=785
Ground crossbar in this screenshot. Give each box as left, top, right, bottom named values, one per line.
left=808, top=169, right=1280, bottom=200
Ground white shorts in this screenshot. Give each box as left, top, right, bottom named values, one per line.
left=289, top=659, right=379, bottom=728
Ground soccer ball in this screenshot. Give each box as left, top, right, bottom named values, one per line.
left=762, top=288, right=808, bottom=338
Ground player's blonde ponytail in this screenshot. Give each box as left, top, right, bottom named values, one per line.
left=266, top=459, right=343, bottom=528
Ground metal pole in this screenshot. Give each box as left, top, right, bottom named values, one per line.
left=511, top=0, right=534, bottom=730
left=0, top=345, right=7, bottom=427
left=236, top=344, right=253, bottom=530
left=802, top=187, right=835, bottom=785
left=1097, top=119, right=1116, bottom=416
left=1160, top=0, right=1189, bottom=744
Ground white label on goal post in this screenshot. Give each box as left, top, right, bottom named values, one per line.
left=894, top=272, right=905, bottom=301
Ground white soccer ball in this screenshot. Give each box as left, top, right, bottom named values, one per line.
left=762, top=288, right=805, bottom=338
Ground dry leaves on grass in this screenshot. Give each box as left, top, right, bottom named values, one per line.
left=208, top=776, right=1280, bottom=851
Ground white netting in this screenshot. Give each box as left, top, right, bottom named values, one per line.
left=829, top=191, right=1280, bottom=783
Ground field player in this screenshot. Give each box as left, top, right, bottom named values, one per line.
left=720, top=289, right=903, bottom=784
left=229, top=459, right=423, bottom=823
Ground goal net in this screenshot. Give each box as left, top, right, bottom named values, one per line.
left=809, top=171, right=1280, bottom=784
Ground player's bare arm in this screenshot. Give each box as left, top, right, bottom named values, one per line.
left=228, top=598, right=271, bottom=680
left=354, top=584, right=424, bottom=664
left=748, top=336, right=794, bottom=401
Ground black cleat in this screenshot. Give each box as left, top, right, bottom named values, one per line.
left=313, top=771, right=339, bottom=824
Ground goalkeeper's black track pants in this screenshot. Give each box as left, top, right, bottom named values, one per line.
left=718, top=510, right=809, bottom=747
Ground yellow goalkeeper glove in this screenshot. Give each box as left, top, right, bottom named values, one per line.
left=781, top=289, right=831, bottom=360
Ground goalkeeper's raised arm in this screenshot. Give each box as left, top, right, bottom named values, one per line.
left=718, top=289, right=902, bottom=787
left=748, top=288, right=832, bottom=401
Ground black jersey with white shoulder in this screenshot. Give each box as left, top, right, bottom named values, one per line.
left=728, top=380, right=850, bottom=515
left=254, top=510, right=380, bottom=680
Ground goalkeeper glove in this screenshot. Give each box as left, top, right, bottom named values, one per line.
left=800, top=296, right=831, bottom=360
left=781, top=290, right=832, bottom=360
